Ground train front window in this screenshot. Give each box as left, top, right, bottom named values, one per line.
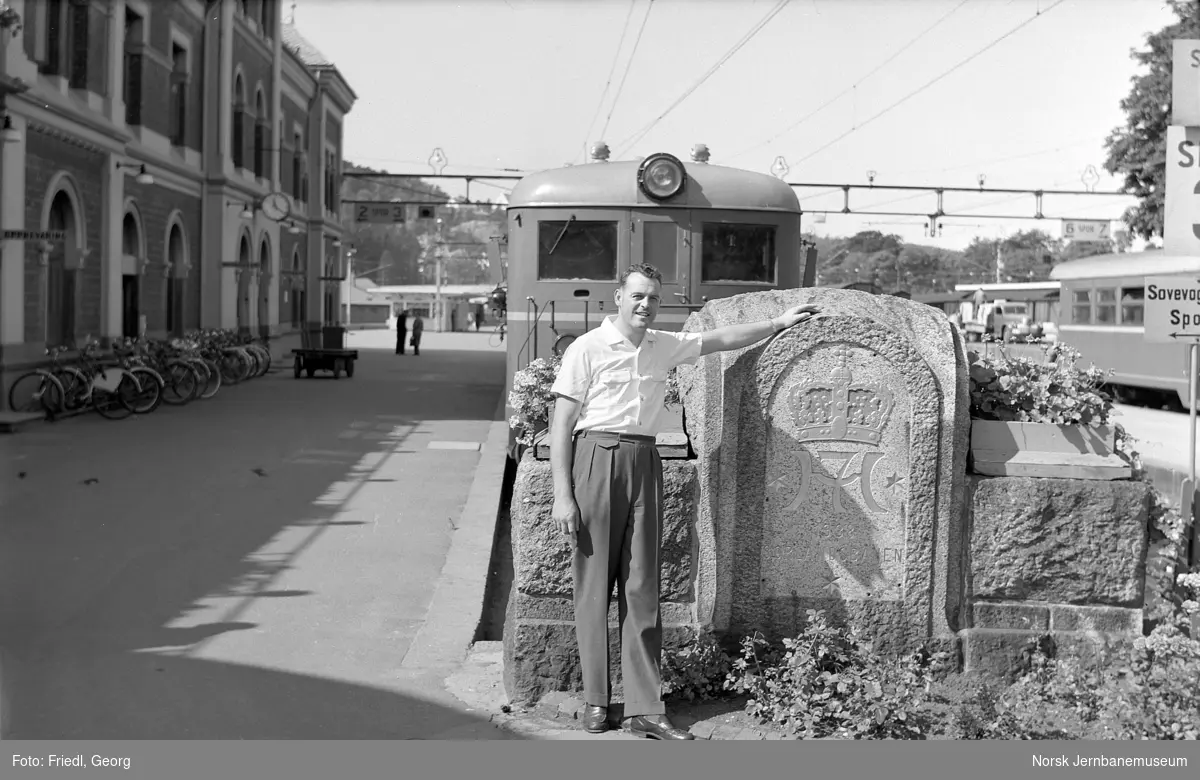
left=701, top=223, right=777, bottom=283
left=1095, top=288, right=1117, bottom=324
left=1120, top=286, right=1145, bottom=325
left=1071, top=289, right=1092, bottom=324
left=537, top=220, right=618, bottom=281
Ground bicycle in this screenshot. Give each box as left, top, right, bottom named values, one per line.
left=6, top=347, right=69, bottom=418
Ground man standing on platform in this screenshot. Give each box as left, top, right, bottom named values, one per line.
left=395, top=309, right=408, bottom=355
left=548, top=263, right=818, bottom=740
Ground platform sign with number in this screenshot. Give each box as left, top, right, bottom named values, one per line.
left=353, top=203, right=405, bottom=224
left=1145, top=276, right=1200, bottom=343
left=1164, top=126, right=1200, bottom=256
left=1061, top=220, right=1111, bottom=242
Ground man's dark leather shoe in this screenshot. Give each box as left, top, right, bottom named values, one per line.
left=628, top=714, right=695, bottom=740
left=582, top=705, right=609, bottom=734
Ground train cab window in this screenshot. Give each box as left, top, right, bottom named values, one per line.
left=1095, top=288, right=1117, bottom=325
left=537, top=220, right=618, bottom=281
left=1071, top=289, right=1092, bottom=325
left=1120, top=286, right=1145, bottom=325
left=701, top=223, right=777, bottom=283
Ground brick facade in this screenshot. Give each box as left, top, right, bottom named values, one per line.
left=123, top=179, right=202, bottom=334
left=22, top=127, right=105, bottom=346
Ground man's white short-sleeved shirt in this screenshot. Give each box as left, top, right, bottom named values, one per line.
left=550, top=315, right=704, bottom=437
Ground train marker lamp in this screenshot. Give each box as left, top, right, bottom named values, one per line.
left=638, top=152, right=686, bottom=201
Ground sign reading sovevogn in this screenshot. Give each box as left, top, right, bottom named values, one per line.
left=1145, top=276, right=1200, bottom=342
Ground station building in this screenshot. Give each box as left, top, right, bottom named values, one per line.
left=0, top=0, right=355, bottom=402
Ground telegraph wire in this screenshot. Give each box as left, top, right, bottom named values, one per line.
left=790, top=0, right=1066, bottom=167
left=578, top=0, right=638, bottom=162
left=725, top=0, right=972, bottom=163
left=599, top=0, right=656, bottom=145
left=613, top=0, right=791, bottom=158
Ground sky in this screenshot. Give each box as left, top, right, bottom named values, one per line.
left=287, top=0, right=1179, bottom=251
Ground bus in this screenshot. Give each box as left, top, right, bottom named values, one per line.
left=1050, top=250, right=1193, bottom=410
left=499, top=147, right=817, bottom=425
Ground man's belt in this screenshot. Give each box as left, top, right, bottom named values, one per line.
left=575, top=430, right=657, bottom=445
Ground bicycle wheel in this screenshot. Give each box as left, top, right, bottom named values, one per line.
left=162, top=362, right=200, bottom=405
left=197, top=359, right=222, bottom=399
left=92, top=376, right=138, bottom=420
left=127, top=367, right=164, bottom=414
left=7, top=371, right=63, bottom=416
left=52, top=366, right=90, bottom=412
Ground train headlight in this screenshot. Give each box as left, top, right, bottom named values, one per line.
left=637, top=152, right=686, bottom=201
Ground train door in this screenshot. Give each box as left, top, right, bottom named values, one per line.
left=631, top=210, right=692, bottom=330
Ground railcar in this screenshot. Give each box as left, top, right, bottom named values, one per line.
left=1050, top=250, right=1196, bottom=410
left=499, top=145, right=818, bottom=419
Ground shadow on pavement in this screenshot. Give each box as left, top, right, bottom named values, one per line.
left=0, top=337, right=508, bottom=739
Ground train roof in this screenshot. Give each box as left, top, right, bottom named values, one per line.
left=507, top=159, right=801, bottom=213
left=1050, top=249, right=1200, bottom=280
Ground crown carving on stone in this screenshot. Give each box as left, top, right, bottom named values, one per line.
left=788, top=344, right=894, bottom=445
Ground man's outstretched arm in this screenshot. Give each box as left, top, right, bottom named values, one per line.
left=699, top=303, right=819, bottom=356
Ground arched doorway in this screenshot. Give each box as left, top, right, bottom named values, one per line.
left=45, top=192, right=78, bottom=348
left=290, top=248, right=305, bottom=327
left=121, top=211, right=143, bottom=338
left=166, top=223, right=187, bottom=336
left=236, top=234, right=251, bottom=333
left=257, top=238, right=271, bottom=337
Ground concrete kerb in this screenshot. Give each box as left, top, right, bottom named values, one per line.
left=401, top=391, right=510, bottom=673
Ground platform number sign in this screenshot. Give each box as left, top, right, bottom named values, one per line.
left=355, top=203, right=405, bottom=224
left=1164, top=126, right=1200, bottom=256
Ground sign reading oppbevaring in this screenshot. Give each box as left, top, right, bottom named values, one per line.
left=353, top=203, right=405, bottom=224
left=1163, top=125, right=1200, bottom=256
left=2, top=230, right=66, bottom=241
left=1061, top=219, right=1111, bottom=242
left=1174, top=40, right=1200, bottom=125
left=1144, top=275, right=1200, bottom=343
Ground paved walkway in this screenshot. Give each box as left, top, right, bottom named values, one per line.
left=0, top=331, right=525, bottom=739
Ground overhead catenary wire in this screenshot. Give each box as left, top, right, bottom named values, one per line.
left=599, top=0, right=656, bottom=146
left=578, top=0, right=639, bottom=162
left=790, top=0, right=1066, bottom=167
left=613, top=0, right=791, bottom=158
left=725, top=0, right=972, bottom=163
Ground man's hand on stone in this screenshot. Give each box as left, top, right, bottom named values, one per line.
left=773, top=303, right=820, bottom=332
left=552, top=498, right=581, bottom=550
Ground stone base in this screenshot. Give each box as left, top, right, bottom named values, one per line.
left=502, top=613, right=701, bottom=707
left=960, top=627, right=1137, bottom=682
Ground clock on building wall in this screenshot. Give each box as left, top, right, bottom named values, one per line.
left=262, top=192, right=291, bottom=222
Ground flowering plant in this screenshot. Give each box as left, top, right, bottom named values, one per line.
left=0, top=4, right=21, bottom=33
left=967, top=340, right=1115, bottom=426
left=508, top=355, right=562, bottom=446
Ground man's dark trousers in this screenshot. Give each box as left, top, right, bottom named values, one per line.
left=571, top=430, right=665, bottom=717
left=396, top=328, right=406, bottom=354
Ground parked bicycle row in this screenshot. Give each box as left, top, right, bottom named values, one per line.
left=7, top=330, right=275, bottom=421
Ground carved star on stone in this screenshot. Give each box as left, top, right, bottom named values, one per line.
left=884, top=472, right=906, bottom=492
left=819, top=566, right=842, bottom=597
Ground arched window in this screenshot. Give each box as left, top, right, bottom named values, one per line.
left=253, top=87, right=268, bottom=178
left=45, top=192, right=76, bottom=347
left=166, top=223, right=186, bottom=336
left=232, top=72, right=246, bottom=169
left=121, top=212, right=143, bottom=338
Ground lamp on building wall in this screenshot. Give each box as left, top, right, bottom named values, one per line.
left=1, top=114, right=19, bottom=144
left=116, top=162, right=154, bottom=185
left=288, top=220, right=301, bottom=235
left=332, top=239, right=342, bottom=247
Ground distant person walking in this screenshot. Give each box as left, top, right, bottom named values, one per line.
left=475, top=304, right=485, bottom=331
left=411, top=315, right=424, bottom=356
left=395, top=309, right=409, bottom=355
